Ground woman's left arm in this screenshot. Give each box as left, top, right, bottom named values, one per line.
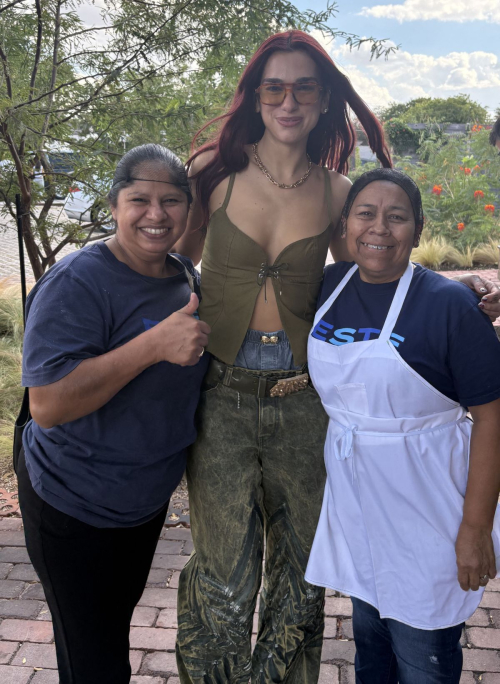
left=455, top=398, right=500, bottom=591
left=328, top=172, right=352, bottom=263
left=454, top=274, right=500, bottom=322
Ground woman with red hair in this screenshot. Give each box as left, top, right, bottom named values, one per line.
left=174, top=30, right=499, bottom=683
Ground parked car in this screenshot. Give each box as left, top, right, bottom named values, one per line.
left=63, top=185, right=109, bottom=228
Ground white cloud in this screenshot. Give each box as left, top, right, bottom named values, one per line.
left=360, top=0, right=500, bottom=24
left=318, top=37, right=500, bottom=111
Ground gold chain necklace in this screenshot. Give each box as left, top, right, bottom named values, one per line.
left=252, top=142, right=313, bottom=189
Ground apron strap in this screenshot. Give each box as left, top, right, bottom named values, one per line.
left=379, top=261, right=414, bottom=342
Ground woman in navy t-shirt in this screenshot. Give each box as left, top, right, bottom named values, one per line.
left=18, top=144, right=210, bottom=684
left=306, top=168, right=500, bottom=684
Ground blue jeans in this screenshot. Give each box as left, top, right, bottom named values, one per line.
left=352, top=598, right=464, bottom=684
left=233, top=329, right=301, bottom=371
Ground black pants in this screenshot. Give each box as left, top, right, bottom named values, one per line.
left=18, top=449, right=168, bottom=684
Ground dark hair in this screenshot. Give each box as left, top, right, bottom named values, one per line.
left=341, top=168, right=424, bottom=242
left=189, top=30, right=391, bottom=221
left=108, top=144, right=192, bottom=206
left=489, top=118, right=500, bottom=147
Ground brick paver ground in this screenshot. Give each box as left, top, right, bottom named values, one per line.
left=0, top=515, right=499, bottom=683
left=0, top=215, right=93, bottom=284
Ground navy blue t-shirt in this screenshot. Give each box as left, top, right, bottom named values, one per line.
left=22, top=242, right=209, bottom=528
left=312, top=262, right=500, bottom=407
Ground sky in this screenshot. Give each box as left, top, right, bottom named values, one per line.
left=294, top=0, right=500, bottom=114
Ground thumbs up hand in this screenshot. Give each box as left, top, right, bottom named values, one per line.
left=177, top=292, right=200, bottom=317
left=149, top=293, right=210, bottom=366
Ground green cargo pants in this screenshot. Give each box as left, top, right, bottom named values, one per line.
left=176, top=375, right=329, bottom=683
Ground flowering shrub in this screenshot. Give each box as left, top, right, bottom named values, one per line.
left=391, top=130, right=500, bottom=249
left=384, top=118, right=420, bottom=156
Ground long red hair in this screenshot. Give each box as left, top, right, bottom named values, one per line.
left=189, top=30, right=392, bottom=217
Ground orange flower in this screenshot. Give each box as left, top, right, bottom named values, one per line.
left=474, top=190, right=485, bottom=199
left=472, top=124, right=483, bottom=132
left=484, top=204, right=495, bottom=213
left=474, top=165, right=481, bottom=171
left=464, top=168, right=471, bottom=175
left=432, top=185, right=442, bottom=195
left=457, top=223, right=465, bottom=231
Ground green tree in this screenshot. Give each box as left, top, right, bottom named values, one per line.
left=0, top=0, right=395, bottom=279
left=378, top=95, right=488, bottom=125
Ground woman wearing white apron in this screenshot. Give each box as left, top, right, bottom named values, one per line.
left=306, top=168, right=500, bottom=683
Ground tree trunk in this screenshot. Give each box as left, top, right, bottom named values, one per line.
left=20, top=198, right=44, bottom=280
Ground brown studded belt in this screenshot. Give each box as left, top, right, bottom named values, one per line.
left=205, top=358, right=311, bottom=398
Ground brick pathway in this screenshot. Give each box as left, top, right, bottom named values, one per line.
left=1, top=516, right=500, bottom=683
left=0, top=216, right=88, bottom=284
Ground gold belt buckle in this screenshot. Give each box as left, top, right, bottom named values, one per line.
left=270, top=373, right=309, bottom=398
left=260, top=335, right=279, bottom=345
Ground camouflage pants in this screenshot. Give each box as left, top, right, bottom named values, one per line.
left=176, top=377, right=329, bottom=683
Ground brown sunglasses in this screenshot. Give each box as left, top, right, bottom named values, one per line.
left=255, top=82, right=324, bottom=106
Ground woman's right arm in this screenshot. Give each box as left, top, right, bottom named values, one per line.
left=30, top=294, right=209, bottom=429
left=173, top=151, right=214, bottom=266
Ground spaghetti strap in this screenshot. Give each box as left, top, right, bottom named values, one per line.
left=322, top=167, right=334, bottom=225
left=222, top=173, right=236, bottom=210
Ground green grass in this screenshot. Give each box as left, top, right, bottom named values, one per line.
left=0, top=282, right=24, bottom=480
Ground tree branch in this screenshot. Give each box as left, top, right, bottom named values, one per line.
left=0, top=44, right=13, bottom=99
left=60, top=24, right=115, bottom=43
left=0, top=0, right=27, bottom=15
left=41, top=0, right=62, bottom=138
left=1, top=124, right=29, bottom=200
left=0, top=187, right=16, bottom=221
left=42, top=225, right=83, bottom=264
left=29, top=0, right=43, bottom=101
left=57, top=48, right=112, bottom=65
left=36, top=192, right=56, bottom=228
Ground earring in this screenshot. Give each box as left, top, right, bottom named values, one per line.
left=323, top=108, right=328, bottom=114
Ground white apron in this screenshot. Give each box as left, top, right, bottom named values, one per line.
left=305, top=262, right=500, bottom=630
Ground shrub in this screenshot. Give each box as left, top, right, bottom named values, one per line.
left=446, top=245, right=475, bottom=269
left=0, top=336, right=23, bottom=423
left=0, top=282, right=24, bottom=472
left=473, top=239, right=500, bottom=265
left=411, top=235, right=454, bottom=269
left=411, top=234, right=499, bottom=270
left=390, top=130, right=500, bottom=249
left=0, top=281, right=24, bottom=345
left=384, top=118, right=420, bottom=156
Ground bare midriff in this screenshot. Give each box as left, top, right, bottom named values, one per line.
left=198, top=164, right=335, bottom=366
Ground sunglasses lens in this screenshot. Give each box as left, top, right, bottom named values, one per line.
left=259, top=84, right=286, bottom=105
left=294, top=83, right=321, bottom=104
left=258, top=83, right=322, bottom=105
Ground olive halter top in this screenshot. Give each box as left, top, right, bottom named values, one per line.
left=198, top=166, right=335, bottom=366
